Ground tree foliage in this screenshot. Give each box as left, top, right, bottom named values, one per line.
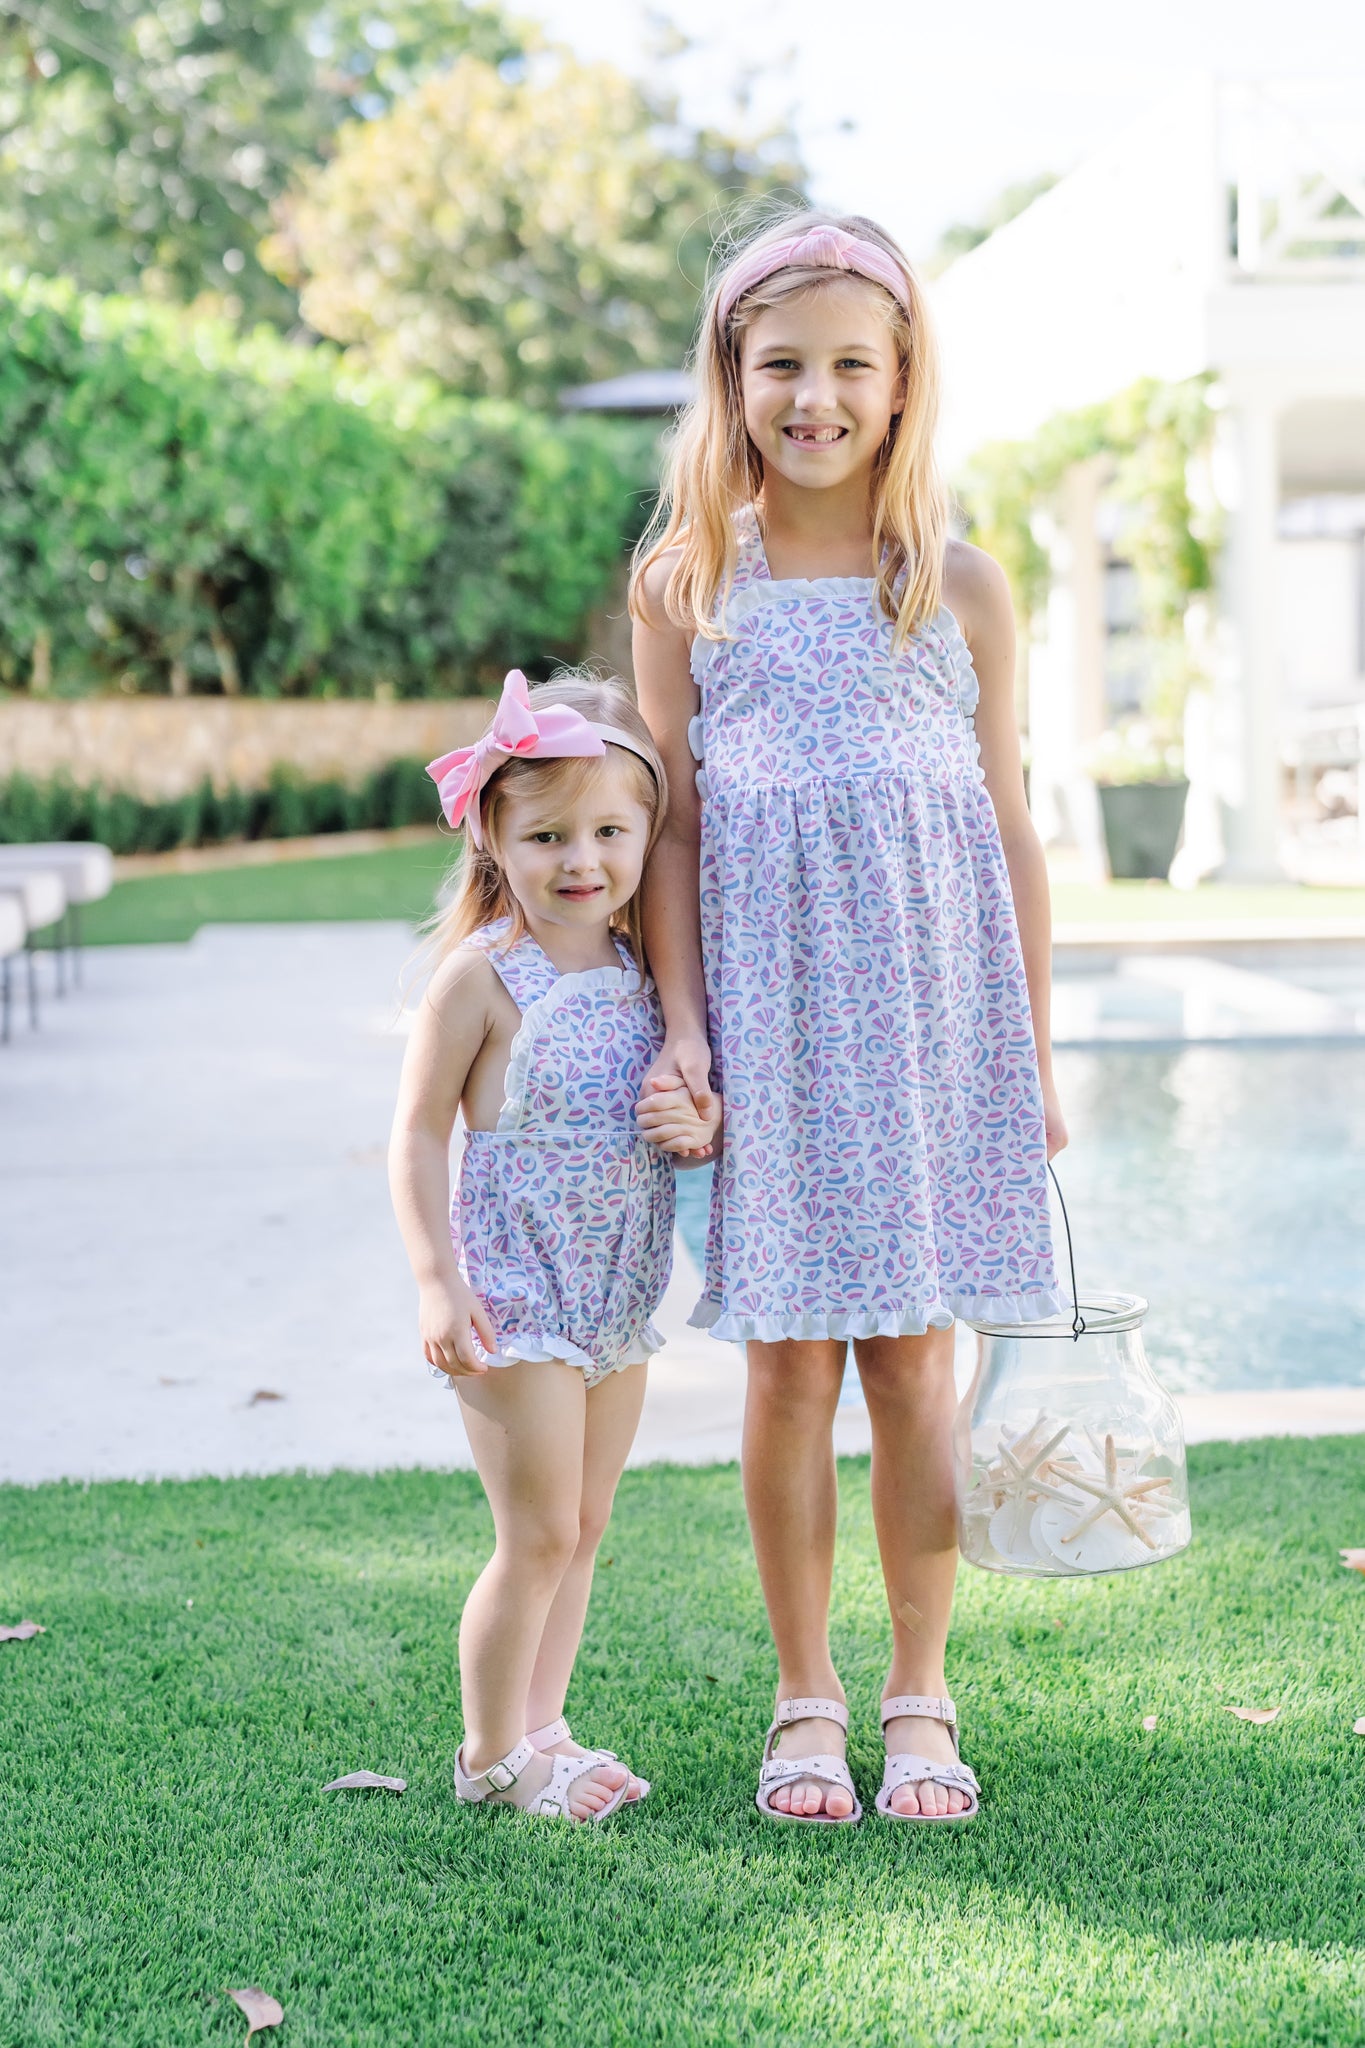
left=0, top=274, right=658, bottom=698
left=0, top=0, right=516, bottom=324
left=265, top=46, right=804, bottom=404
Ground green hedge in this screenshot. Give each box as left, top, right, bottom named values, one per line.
left=0, top=274, right=659, bottom=700
left=0, top=760, right=437, bottom=855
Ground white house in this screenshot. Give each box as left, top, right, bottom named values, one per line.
left=928, top=77, right=1365, bottom=882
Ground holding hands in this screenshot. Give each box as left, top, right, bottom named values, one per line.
left=635, top=1043, right=722, bottom=1160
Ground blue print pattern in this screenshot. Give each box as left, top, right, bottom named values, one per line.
left=689, top=510, right=1062, bottom=1345
left=445, top=920, right=675, bottom=1387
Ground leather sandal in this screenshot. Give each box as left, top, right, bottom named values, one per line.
left=755, top=1697, right=862, bottom=1825
left=876, top=1694, right=980, bottom=1823
left=454, top=1735, right=632, bottom=1823
left=527, top=1716, right=650, bottom=1801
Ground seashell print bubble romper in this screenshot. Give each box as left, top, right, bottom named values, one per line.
left=439, top=918, right=675, bottom=1389
left=688, top=510, right=1062, bottom=1345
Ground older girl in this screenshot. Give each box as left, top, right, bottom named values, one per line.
left=632, top=212, right=1066, bottom=1824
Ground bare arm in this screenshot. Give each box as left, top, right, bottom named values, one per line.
left=950, top=542, right=1068, bottom=1160
left=632, top=554, right=716, bottom=1116
left=388, top=948, right=500, bottom=1373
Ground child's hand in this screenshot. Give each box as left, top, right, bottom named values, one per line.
left=419, top=1276, right=496, bottom=1378
left=635, top=1075, right=723, bottom=1159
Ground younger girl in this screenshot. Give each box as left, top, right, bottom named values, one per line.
left=632, top=212, right=1067, bottom=1824
left=389, top=669, right=719, bottom=1823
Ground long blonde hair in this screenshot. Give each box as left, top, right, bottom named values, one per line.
left=631, top=206, right=948, bottom=650
left=427, top=674, right=668, bottom=975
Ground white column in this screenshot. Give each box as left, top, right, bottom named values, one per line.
left=1217, top=398, right=1283, bottom=879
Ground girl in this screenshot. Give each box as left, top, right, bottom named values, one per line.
left=389, top=669, right=720, bottom=1824
left=632, top=212, right=1067, bottom=1825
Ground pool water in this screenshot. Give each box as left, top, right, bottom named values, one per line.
left=672, top=1043, right=1365, bottom=1394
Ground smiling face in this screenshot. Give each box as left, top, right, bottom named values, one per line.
left=489, top=750, right=653, bottom=938
left=739, top=276, right=906, bottom=496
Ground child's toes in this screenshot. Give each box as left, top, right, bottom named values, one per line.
left=890, top=1782, right=922, bottom=1817
left=824, top=1783, right=854, bottom=1820
left=769, top=1784, right=793, bottom=1813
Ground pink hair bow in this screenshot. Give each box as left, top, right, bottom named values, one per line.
left=715, top=224, right=912, bottom=327
left=426, top=669, right=605, bottom=845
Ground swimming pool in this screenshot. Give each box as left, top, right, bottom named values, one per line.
left=672, top=1041, right=1365, bottom=1394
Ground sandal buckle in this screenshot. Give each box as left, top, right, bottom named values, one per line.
left=485, top=1760, right=518, bottom=1792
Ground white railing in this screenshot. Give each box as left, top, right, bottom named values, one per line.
left=1226, top=81, right=1365, bottom=281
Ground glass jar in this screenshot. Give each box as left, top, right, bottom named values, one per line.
left=955, top=1293, right=1191, bottom=1578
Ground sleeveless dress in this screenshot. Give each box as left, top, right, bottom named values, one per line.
left=440, top=919, right=675, bottom=1388
left=688, top=511, right=1061, bottom=1344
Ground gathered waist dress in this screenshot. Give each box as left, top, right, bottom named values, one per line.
left=689, top=511, right=1061, bottom=1346
left=442, top=919, right=675, bottom=1388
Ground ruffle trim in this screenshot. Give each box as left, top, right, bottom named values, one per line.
left=428, top=1318, right=664, bottom=1386
left=495, top=957, right=651, bottom=1133
left=687, top=1288, right=1067, bottom=1346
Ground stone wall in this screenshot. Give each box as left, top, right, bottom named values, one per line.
left=0, top=697, right=493, bottom=798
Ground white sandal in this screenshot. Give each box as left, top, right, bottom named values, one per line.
left=876, top=1694, right=980, bottom=1823
left=755, top=1697, right=862, bottom=1825
left=527, top=1716, right=650, bottom=1801
left=454, top=1735, right=632, bottom=1824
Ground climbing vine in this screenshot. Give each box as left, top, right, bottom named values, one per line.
left=955, top=374, right=1220, bottom=761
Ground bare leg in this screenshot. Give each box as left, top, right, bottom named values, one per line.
left=853, top=1326, right=969, bottom=1817
left=527, top=1362, right=650, bottom=1794
left=456, top=1358, right=628, bottom=1819
left=742, top=1337, right=852, bottom=1818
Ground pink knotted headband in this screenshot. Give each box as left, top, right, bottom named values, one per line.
left=715, top=224, right=912, bottom=329
left=426, top=669, right=655, bottom=847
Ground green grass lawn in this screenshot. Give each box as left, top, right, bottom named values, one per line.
left=4, top=1440, right=1365, bottom=2046
left=72, top=849, right=1365, bottom=947
left=1051, top=881, right=1365, bottom=925
left=78, top=842, right=452, bottom=945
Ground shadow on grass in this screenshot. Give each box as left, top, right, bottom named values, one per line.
left=1, top=1441, right=1363, bottom=2045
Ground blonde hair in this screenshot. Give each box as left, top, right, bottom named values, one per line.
left=427, top=673, right=668, bottom=976
left=631, top=206, right=948, bottom=650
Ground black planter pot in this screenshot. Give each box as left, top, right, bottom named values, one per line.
left=1097, top=778, right=1189, bottom=881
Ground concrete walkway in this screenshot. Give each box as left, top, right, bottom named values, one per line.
left=3, top=922, right=1363, bottom=1488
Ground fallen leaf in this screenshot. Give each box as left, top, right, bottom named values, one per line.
left=704, top=1674, right=719, bottom=1684
left=601, top=1557, right=614, bottom=1568
left=0, top=1620, right=46, bottom=1642
left=322, top=1771, right=406, bottom=1793
left=224, top=1988, right=283, bottom=2043
left=1340, top=1549, right=1365, bottom=1573
left=1141, top=1715, right=1158, bottom=1731
left=248, top=1389, right=284, bottom=1405
left=1353, top=1718, right=1365, bottom=1737
left=1224, top=1705, right=1281, bottom=1724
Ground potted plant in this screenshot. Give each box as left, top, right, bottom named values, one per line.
left=1089, top=721, right=1189, bottom=881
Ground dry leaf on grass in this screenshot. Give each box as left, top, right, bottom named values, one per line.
left=248, top=1390, right=284, bottom=1406
left=0, top=1620, right=46, bottom=1642
left=1224, top=1705, right=1281, bottom=1724
left=1353, top=1718, right=1365, bottom=1737
left=1339, top=1549, right=1365, bottom=1573
left=224, top=1988, right=283, bottom=2043
left=322, top=1771, right=406, bottom=1793
left=1141, top=1715, right=1158, bottom=1731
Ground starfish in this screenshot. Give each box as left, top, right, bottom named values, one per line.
left=1056, top=1433, right=1176, bottom=1550
left=977, top=1421, right=1085, bottom=1554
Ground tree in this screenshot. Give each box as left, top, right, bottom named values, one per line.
left=0, top=0, right=517, bottom=323
left=263, top=46, right=804, bottom=404
left=927, top=173, right=1058, bottom=276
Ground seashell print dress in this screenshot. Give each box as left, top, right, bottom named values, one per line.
left=688, top=511, right=1061, bottom=1345
left=439, top=919, right=675, bottom=1388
